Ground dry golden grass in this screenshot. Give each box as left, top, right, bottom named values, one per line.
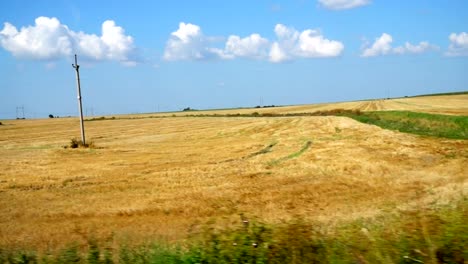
left=0, top=94, right=467, bottom=251
left=117, top=94, right=468, bottom=118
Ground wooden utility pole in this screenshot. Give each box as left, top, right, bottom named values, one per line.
left=72, top=54, right=86, bottom=145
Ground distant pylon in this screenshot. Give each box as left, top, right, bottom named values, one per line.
left=16, top=106, right=25, bottom=119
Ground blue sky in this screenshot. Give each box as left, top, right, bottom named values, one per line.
left=0, top=0, right=467, bottom=119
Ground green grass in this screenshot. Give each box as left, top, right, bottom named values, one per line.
left=268, top=140, right=312, bottom=166
left=1, top=199, right=466, bottom=263
left=245, top=142, right=278, bottom=159
left=341, top=111, right=468, bottom=140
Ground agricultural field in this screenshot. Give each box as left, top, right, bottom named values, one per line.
left=124, top=93, right=468, bottom=118
left=0, top=94, right=467, bottom=262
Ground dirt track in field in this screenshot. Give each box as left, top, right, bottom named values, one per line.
left=0, top=94, right=467, bottom=250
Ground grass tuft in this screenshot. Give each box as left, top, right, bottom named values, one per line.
left=66, top=138, right=96, bottom=149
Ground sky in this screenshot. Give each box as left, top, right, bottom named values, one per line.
left=0, top=0, right=467, bottom=119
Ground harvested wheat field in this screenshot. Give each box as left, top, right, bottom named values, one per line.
left=274, top=93, right=468, bottom=116
left=0, top=95, right=467, bottom=252
left=126, top=93, right=468, bottom=118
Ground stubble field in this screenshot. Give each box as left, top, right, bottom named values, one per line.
left=131, top=93, right=468, bottom=118
left=0, top=94, right=467, bottom=252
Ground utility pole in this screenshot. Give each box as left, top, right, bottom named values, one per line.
left=72, top=54, right=86, bottom=145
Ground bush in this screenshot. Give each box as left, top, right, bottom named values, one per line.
left=49, top=114, right=54, bottom=118
left=66, top=138, right=95, bottom=149
left=183, top=107, right=197, bottom=112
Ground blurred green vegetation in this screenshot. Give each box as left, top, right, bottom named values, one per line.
left=344, top=111, right=468, bottom=140
left=1, top=198, right=466, bottom=263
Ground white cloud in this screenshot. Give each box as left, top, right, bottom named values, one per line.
left=224, top=34, right=269, bottom=59
left=100, top=20, right=135, bottom=61
left=0, top=16, right=137, bottom=65
left=361, top=33, right=393, bottom=57
left=269, top=42, right=289, bottom=63
left=297, top=29, right=345, bottom=57
left=0, top=17, right=72, bottom=60
left=318, top=0, right=371, bottom=10
left=393, top=41, right=437, bottom=55
left=163, top=22, right=223, bottom=61
left=361, top=33, right=437, bottom=57
left=269, top=24, right=344, bottom=62
left=446, top=32, right=468, bottom=56
left=163, top=22, right=343, bottom=63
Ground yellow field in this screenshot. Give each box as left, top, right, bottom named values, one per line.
left=0, top=94, right=467, bottom=250
left=126, top=94, right=468, bottom=118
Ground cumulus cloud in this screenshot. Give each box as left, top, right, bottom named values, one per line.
left=361, top=33, right=437, bottom=57
left=446, top=32, right=468, bottom=56
left=269, top=24, right=344, bottom=62
left=163, top=22, right=344, bottom=62
left=163, top=22, right=224, bottom=61
left=0, top=17, right=72, bottom=60
left=224, top=34, right=270, bottom=59
left=0, top=16, right=137, bottom=64
left=318, top=0, right=371, bottom=10
left=361, top=33, right=393, bottom=57
left=269, top=42, right=289, bottom=63
left=393, top=41, right=437, bottom=55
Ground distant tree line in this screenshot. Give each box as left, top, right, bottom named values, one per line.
left=183, top=107, right=197, bottom=111
left=255, top=105, right=276, bottom=108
